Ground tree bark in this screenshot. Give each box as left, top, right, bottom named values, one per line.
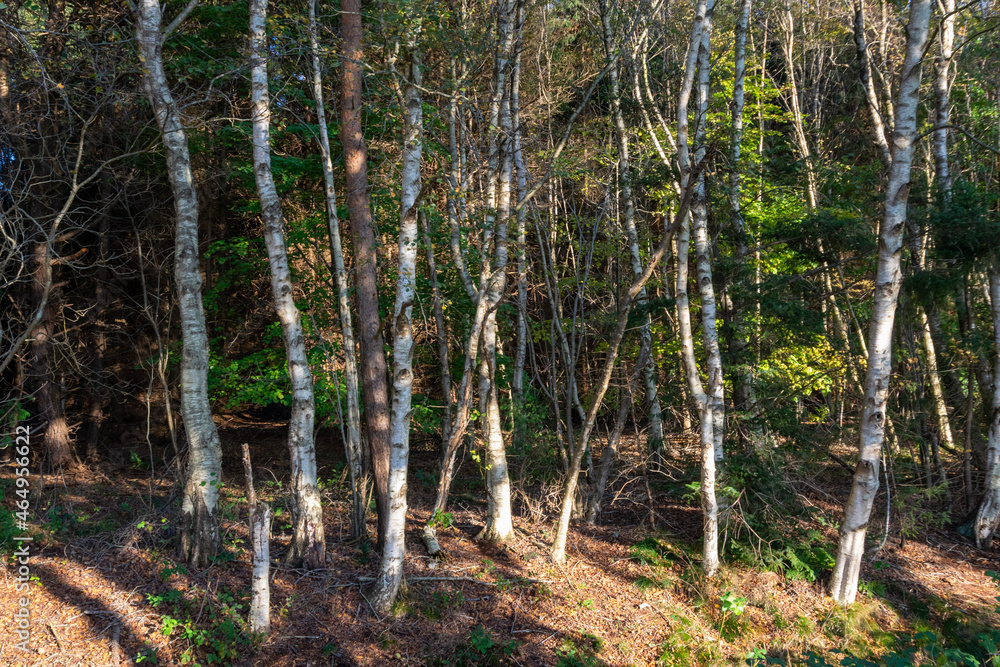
left=973, top=265, right=1000, bottom=547
left=370, top=44, right=422, bottom=615
left=249, top=0, right=325, bottom=569
left=853, top=0, right=891, bottom=168
left=675, top=0, right=720, bottom=577
left=136, top=0, right=222, bottom=568
left=340, top=0, right=392, bottom=549
left=476, top=0, right=519, bottom=544
left=307, top=0, right=367, bottom=541
left=829, top=0, right=930, bottom=604
left=30, top=242, right=75, bottom=469
left=932, top=0, right=955, bottom=194
left=692, top=4, right=724, bottom=461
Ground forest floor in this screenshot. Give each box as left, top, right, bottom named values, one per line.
left=1, top=416, right=998, bottom=666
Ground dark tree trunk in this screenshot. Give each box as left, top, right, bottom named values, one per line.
left=340, top=0, right=391, bottom=549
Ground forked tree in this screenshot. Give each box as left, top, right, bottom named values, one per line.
left=829, top=0, right=931, bottom=605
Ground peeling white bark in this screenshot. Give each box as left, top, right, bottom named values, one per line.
left=371, top=44, right=422, bottom=615
left=136, top=0, right=222, bottom=568
left=249, top=0, right=325, bottom=569
left=829, top=0, right=930, bottom=604
left=675, top=0, right=720, bottom=578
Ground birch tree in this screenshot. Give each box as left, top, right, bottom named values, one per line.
left=675, top=0, right=720, bottom=577
left=249, top=0, right=325, bottom=569
left=829, top=0, right=931, bottom=604
left=475, top=0, right=519, bottom=544
left=370, top=32, right=422, bottom=614
left=136, top=0, right=223, bottom=567
left=974, top=265, right=1000, bottom=546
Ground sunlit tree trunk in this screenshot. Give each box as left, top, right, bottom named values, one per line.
left=137, top=0, right=222, bottom=567
left=675, top=0, right=719, bottom=577
left=307, top=0, right=367, bottom=541
left=693, top=4, right=723, bottom=461
left=476, top=0, right=518, bottom=544
left=340, top=0, right=392, bottom=548
left=829, top=0, right=930, bottom=604
left=249, top=0, right=325, bottom=569
left=371, top=43, right=422, bottom=615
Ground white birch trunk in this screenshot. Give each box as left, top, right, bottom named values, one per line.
left=693, top=5, right=724, bottom=461
left=853, top=0, right=891, bottom=168
left=674, top=0, right=720, bottom=577
left=371, top=46, right=422, bottom=615
left=829, top=0, right=930, bottom=604
left=919, top=307, right=956, bottom=456
left=242, top=443, right=270, bottom=635
left=932, top=0, right=955, bottom=194
left=249, top=503, right=272, bottom=634
left=249, top=0, right=325, bottom=569
left=136, top=0, right=222, bottom=568
left=973, top=266, right=1000, bottom=547
left=782, top=6, right=819, bottom=211
left=476, top=0, right=518, bottom=544
left=307, top=0, right=366, bottom=540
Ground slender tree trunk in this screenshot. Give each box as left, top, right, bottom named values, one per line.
left=919, top=307, right=957, bottom=455
left=599, top=0, right=665, bottom=452
left=853, top=0, right=891, bottom=167
left=249, top=0, right=325, bottom=569
left=782, top=5, right=819, bottom=211
left=973, top=265, right=1000, bottom=547
left=476, top=0, right=519, bottom=544
left=693, top=4, right=724, bottom=460
left=829, top=0, right=930, bottom=604
left=340, top=0, right=392, bottom=549
left=137, top=0, right=222, bottom=567
left=30, top=243, right=75, bottom=469
left=512, top=3, right=529, bottom=452
left=307, top=0, right=367, bottom=541
left=371, top=44, right=422, bottom=615
left=675, top=0, right=718, bottom=577
left=932, top=0, right=955, bottom=194
left=729, top=0, right=754, bottom=416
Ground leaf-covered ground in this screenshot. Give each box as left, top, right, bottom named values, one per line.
left=1, top=418, right=998, bottom=666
